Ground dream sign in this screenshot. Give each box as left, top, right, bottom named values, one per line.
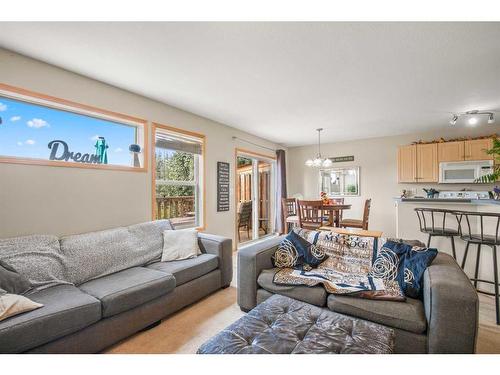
left=48, top=138, right=108, bottom=164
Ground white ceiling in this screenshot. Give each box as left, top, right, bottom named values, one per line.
left=1, top=22, right=499, bottom=147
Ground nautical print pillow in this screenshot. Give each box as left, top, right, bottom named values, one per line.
left=273, top=230, right=327, bottom=271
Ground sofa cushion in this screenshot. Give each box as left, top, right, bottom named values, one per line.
left=327, top=294, right=427, bottom=334
left=0, top=285, right=101, bottom=353
left=257, top=268, right=327, bottom=307
left=79, top=267, right=175, bottom=318
left=147, top=254, right=218, bottom=286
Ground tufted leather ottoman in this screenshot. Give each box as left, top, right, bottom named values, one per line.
left=198, top=294, right=394, bottom=354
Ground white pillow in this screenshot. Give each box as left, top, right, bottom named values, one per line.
left=0, top=292, right=43, bottom=322
left=161, top=228, right=201, bottom=262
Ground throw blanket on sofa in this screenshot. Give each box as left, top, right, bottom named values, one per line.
left=0, top=220, right=174, bottom=292
left=273, top=229, right=404, bottom=300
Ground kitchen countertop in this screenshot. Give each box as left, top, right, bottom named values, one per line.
left=394, top=197, right=500, bottom=205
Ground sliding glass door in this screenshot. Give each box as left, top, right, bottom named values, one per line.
left=236, top=151, right=276, bottom=246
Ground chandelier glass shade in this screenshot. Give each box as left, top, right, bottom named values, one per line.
left=305, top=128, right=332, bottom=167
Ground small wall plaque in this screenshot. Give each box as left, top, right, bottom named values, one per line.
left=329, top=155, right=355, bottom=163
left=217, top=161, right=230, bottom=212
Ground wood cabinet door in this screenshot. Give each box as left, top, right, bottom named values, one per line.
left=416, top=143, right=438, bottom=182
left=438, top=141, right=464, bottom=162
left=398, top=144, right=416, bottom=182
left=465, top=138, right=493, bottom=160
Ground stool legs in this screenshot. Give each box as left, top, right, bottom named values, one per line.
left=450, top=236, right=457, bottom=260
left=474, top=244, right=482, bottom=289
left=461, top=241, right=470, bottom=269
left=493, top=245, right=499, bottom=325
left=427, top=234, right=432, bottom=248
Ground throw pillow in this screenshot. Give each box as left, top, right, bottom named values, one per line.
left=0, top=292, right=43, bottom=322
left=273, top=230, right=327, bottom=270
left=370, top=240, right=437, bottom=299
left=402, top=246, right=438, bottom=298
left=0, top=260, right=33, bottom=295
left=370, top=240, right=410, bottom=285
left=161, top=228, right=201, bottom=262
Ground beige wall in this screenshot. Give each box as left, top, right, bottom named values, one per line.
left=288, top=125, right=500, bottom=237
left=0, top=49, right=283, bottom=244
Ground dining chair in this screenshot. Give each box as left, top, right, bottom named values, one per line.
left=339, top=198, right=371, bottom=230
left=297, top=200, right=327, bottom=230
left=237, top=201, right=253, bottom=242
left=331, top=197, right=345, bottom=223
left=281, top=198, right=299, bottom=233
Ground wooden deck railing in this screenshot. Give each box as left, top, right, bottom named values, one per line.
left=156, top=196, right=195, bottom=221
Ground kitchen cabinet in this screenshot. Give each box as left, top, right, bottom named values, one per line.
left=438, top=141, right=465, bottom=162
left=399, top=137, right=494, bottom=183
left=416, top=143, right=438, bottom=182
left=398, top=143, right=438, bottom=183
left=465, top=138, right=493, bottom=161
left=398, top=144, right=416, bottom=182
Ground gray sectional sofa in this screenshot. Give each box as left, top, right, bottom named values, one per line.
left=0, top=220, right=232, bottom=353
left=237, top=236, right=479, bottom=354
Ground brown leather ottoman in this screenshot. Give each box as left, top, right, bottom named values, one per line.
left=197, top=294, right=394, bottom=354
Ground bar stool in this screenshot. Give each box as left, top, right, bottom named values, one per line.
left=414, top=207, right=460, bottom=259
left=457, top=211, right=500, bottom=325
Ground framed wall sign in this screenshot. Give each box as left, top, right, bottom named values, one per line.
left=217, top=161, right=230, bottom=212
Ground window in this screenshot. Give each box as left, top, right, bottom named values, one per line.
left=320, top=167, right=360, bottom=196
left=153, top=123, right=205, bottom=229
left=0, top=84, right=147, bottom=171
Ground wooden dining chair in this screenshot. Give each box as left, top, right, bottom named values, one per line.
left=340, top=198, right=371, bottom=230
left=331, top=197, right=345, bottom=223
left=297, top=200, right=327, bottom=230
left=281, top=198, right=299, bottom=233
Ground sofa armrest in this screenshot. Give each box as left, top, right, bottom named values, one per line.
left=423, top=252, right=479, bottom=353
left=198, top=233, right=233, bottom=287
left=237, top=236, right=284, bottom=312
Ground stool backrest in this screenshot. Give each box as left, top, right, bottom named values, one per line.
left=414, top=207, right=459, bottom=234
left=455, top=211, right=500, bottom=244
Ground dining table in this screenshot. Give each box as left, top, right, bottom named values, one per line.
left=322, top=203, right=352, bottom=227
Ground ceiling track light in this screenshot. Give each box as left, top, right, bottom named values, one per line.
left=449, top=111, right=495, bottom=126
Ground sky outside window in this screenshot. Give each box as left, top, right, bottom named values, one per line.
left=0, top=96, right=137, bottom=166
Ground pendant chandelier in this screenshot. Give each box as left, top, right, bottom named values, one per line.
left=305, top=128, right=332, bottom=168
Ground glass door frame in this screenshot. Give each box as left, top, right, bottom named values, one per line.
left=235, top=148, right=277, bottom=248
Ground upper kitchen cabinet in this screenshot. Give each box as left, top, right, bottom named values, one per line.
left=398, top=144, right=416, bottom=182
left=438, top=141, right=465, bottom=162
left=398, top=143, right=438, bottom=183
left=464, top=138, right=494, bottom=161
left=416, top=143, right=438, bottom=182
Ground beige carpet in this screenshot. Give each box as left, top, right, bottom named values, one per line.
left=105, top=286, right=244, bottom=354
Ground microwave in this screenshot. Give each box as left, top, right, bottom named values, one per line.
left=439, top=160, right=494, bottom=184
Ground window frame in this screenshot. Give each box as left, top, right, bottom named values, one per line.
left=152, top=122, right=206, bottom=231
left=0, top=83, right=148, bottom=172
